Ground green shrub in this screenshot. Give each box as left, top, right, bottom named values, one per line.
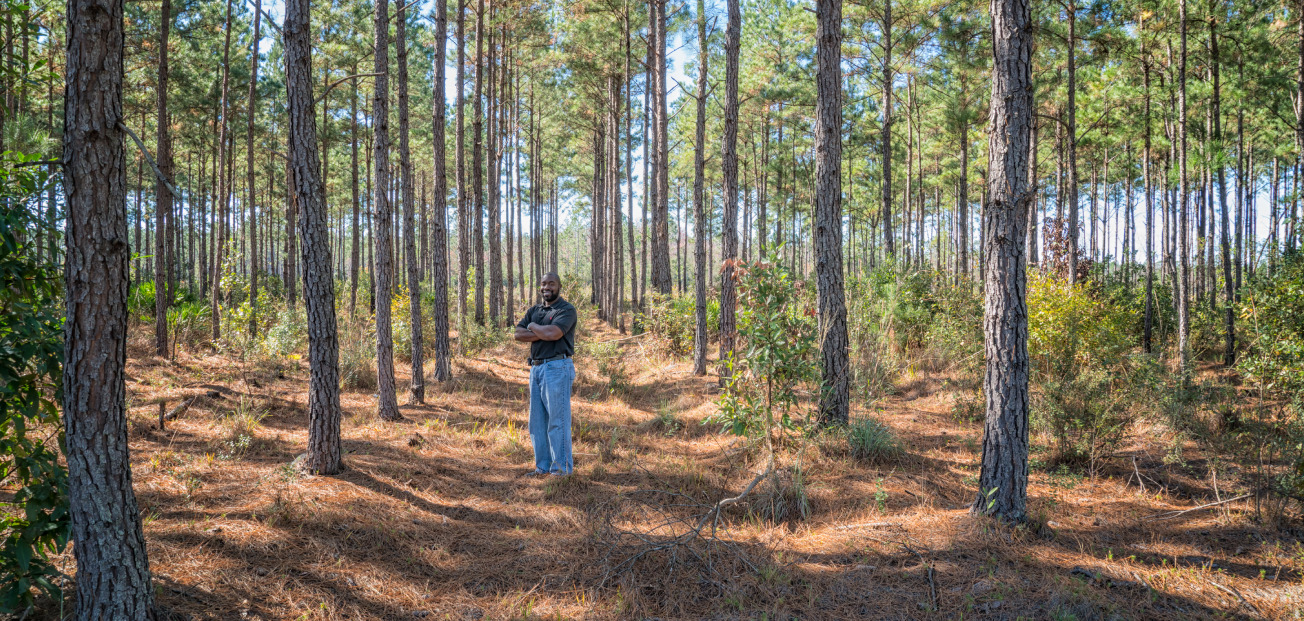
left=1239, top=254, right=1304, bottom=396
left=846, top=416, right=904, bottom=463
left=639, top=293, right=719, bottom=357
left=711, top=256, right=818, bottom=440
left=129, top=281, right=156, bottom=320
left=167, top=300, right=212, bottom=347
left=260, top=305, right=306, bottom=358
left=338, top=317, right=377, bottom=391
left=1026, top=272, right=1140, bottom=472
left=0, top=152, right=68, bottom=612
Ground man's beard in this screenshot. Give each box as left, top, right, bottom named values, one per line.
left=542, top=291, right=558, bottom=303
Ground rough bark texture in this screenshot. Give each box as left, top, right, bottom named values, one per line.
left=881, top=0, right=895, bottom=257
left=974, top=0, right=1032, bottom=522
left=719, top=0, right=740, bottom=372
left=350, top=63, right=360, bottom=317
left=374, top=0, right=401, bottom=421
left=472, top=0, right=486, bottom=325
left=153, top=0, right=173, bottom=357
left=286, top=0, right=343, bottom=475
left=432, top=0, right=453, bottom=382
left=210, top=0, right=233, bottom=340
left=456, top=0, right=468, bottom=336
left=396, top=4, right=424, bottom=402
left=1066, top=3, right=1079, bottom=284
left=815, top=0, right=849, bottom=426
left=244, top=0, right=263, bottom=335
left=1178, top=0, right=1191, bottom=380
left=650, top=0, right=672, bottom=294
left=1143, top=53, right=1155, bottom=353
left=692, top=0, right=708, bottom=377
left=63, top=0, right=158, bottom=614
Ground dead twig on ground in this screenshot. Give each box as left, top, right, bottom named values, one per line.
left=1209, top=579, right=1263, bottom=619
left=1144, top=494, right=1250, bottom=521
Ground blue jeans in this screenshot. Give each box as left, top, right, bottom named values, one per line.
left=528, top=358, right=576, bottom=474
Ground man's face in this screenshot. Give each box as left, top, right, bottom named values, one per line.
left=541, top=276, right=561, bottom=303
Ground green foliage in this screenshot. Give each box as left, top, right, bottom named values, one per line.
left=1239, top=254, right=1304, bottom=396
left=639, top=293, right=720, bottom=357
left=129, top=281, right=156, bottom=320
left=846, top=416, right=905, bottom=464
left=259, top=305, right=306, bottom=358
left=711, top=256, right=819, bottom=440
left=338, top=317, right=377, bottom=391
left=1026, top=272, right=1144, bottom=471
left=0, top=153, right=68, bottom=612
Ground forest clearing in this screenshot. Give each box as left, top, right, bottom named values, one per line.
left=4, top=0, right=1304, bottom=616
left=55, top=311, right=1293, bottom=620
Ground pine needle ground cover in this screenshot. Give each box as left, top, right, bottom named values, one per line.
left=22, top=321, right=1304, bottom=620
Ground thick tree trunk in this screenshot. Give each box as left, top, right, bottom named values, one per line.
left=63, top=0, right=158, bottom=613
left=286, top=0, right=342, bottom=475
left=973, top=0, right=1032, bottom=522
left=720, top=0, right=740, bottom=372
left=432, top=0, right=452, bottom=382
left=815, top=0, right=849, bottom=426
left=1210, top=7, right=1234, bottom=367
left=374, top=0, right=402, bottom=421
left=154, top=0, right=173, bottom=356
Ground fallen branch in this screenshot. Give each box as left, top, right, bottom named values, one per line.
left=1209, top=579, right=1263, bottom=619
left=833, top=521, right=900, bottom=531
left=1145, top=494, right=1251, bottom=522
left=165, top=395, right=199, bottom=421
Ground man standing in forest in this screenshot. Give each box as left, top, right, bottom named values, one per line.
left=514, top=273, right=578, bottom=476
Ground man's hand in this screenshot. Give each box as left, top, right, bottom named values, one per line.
left=527, top=322, right=564, bottom=342
left=514, top=327, right=540, bottom=342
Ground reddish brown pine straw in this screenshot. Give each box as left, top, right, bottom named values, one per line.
left=26, top=319, right=1304, bottom=620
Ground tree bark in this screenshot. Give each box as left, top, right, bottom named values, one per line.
left=692, top=0, right=709, bottom=376
left=1143, top=46, right=1155, bottom=353
left=650, top=0, right=672, bottom=294
left=245, top=0, right=263, bottom=335
left=1210, top=5, right=1234, bottom=367
left=1178, top=0, right=1192, bottom=381
left=720, top=0, right=740, bottom=373
left=154, top=0, right=173, bottom=356
left=815, top=0, right=849, bottom=426
left=973, top=0, right=1032, bottom=522
left=374, top=0, right=402, bottom=421
left=881, top=0, right=895, bottom=257
left=210, top=0, right=234, bottom=340
left=350, top=62, right=361, bottom=317
left=1066, top=2, right=1080, bottom=284
left=286, top=0, right=343, bottom=475
left=63, top=0, right=158, bottom=612
left=473, top=0, right=486, bottom=325
left=432, top=0, right=452, bottom=382
left=397, top=1, right=424, bottom=402
left=456, top=0, right=469, bottom=337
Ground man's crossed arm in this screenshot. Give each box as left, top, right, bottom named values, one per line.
left=514, top=322, right=564, bottom=343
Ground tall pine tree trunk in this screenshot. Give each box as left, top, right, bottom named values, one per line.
left=398, top=2, right=424, bottom=402
left=374, top=0, right=402, bottom=421
left=245, top=0, right=263, bottom=335
left=691, top=0, right=708, bottom=376
left=472, top=0, right=486, bottom=325
left=210, top=0, right=234, bottom=340
left=815, top=0, right=849, bottom=426
left=1178, top=0, right=1192, bottom=381
left=154, top=0, right=173, bottom=356
left=286, top=0, right=342, bottom=475
left=720, top=0, right=740, bottom=373
left=432, top=0, right=452, bottom=382
left=456, top=0, right=469, bottom=337
left=64, top=0, right=158, bottom=611
left=974, top=0, right=1032, bottom=522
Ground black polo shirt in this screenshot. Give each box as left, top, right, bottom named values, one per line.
left=516, top=298, right=577, bottom=361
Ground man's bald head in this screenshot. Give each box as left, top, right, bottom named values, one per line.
left=540, top=273, right=562, bottom=303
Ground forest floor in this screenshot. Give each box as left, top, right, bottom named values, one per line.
left=30, top=317, right=1304, bottom=620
